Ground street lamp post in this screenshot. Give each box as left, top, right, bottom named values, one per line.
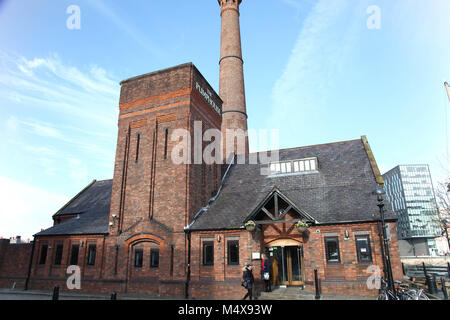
left=443, top=219, right=450, bottom=255
left=373, top=187, right=396, bottom=297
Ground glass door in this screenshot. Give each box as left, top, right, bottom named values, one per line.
left=270, top=246, right=303, bottom=286
left=289, top=246, right=303, bottom=285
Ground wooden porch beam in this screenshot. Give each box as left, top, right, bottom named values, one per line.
left=261, top=207, right=276, bottom=221
left=254, top=219, right=300, bottom=225
left=278, top=205, right=292, bottom=220
left=274, top=193, right=279, bottom=218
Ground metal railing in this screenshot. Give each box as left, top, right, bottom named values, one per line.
left=403, top=262, right=450, bottom=279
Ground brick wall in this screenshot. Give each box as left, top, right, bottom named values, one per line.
left=22, top=219, right=402, bottom=298
left=0, top=239, right=33, bottom=289
left=0, top=239, right=8, bottom=270
left=186, top=219, right=403, bottom=299
left=28, top=235, right=107, bottom=292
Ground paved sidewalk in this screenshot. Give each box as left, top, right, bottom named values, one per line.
left=0, top=288, right=375, bottom=300
left=0, top=288, right=174, bottom=300
left=258, top=287, right=374, bottom=300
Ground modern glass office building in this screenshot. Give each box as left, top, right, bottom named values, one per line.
left=383, top=165, right=441, bottom=256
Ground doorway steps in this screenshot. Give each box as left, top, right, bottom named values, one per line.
left=258, top=287, right=316, bottom=300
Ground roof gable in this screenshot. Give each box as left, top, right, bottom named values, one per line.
left=35, top=179, right=113, bottom=237
left=245, top=187, right=318, bottom=224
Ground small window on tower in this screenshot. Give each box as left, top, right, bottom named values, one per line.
left=170, top=245, right=174, bottom=276
left=164, top=128, right=169, bottom=160
left=134, top=248, right=143, bottom=268
left=135, top=133, right=141, bottom=163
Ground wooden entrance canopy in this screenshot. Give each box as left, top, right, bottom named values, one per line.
left=243, top=187, right=318, bottom=226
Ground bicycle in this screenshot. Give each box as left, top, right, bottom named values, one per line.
left=377, top=279, right=430, bottom=300
left=376, top=278, right=398, bottom=300
left=396, top=281, right=429, bottom=300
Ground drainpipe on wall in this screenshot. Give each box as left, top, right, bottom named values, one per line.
left=185, top=230, right=191, bottom=299
left=377, top=221, right=387, bottom=282
left=25, top=239, right=36, bottom=291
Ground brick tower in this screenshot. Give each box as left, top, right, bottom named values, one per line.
left=218, top=0, right=249, bottom=158
left=106, top=63, right=223, bottom=295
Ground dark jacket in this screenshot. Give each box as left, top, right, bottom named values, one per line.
left=242, top=267, right=254, bottom=289
left=261, top=259, right=271, bottom=274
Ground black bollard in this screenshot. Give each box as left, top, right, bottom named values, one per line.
left=441, top=277, right=448, bottom=300
left=314, top=269, right=321, bottom=300
left=52, top=285, right=60, bottom=301
left=111, top=291, right=117, bottom=300
left=425, top=274, right=437, bottom=295
left=422, top=262, right=428, bottom=278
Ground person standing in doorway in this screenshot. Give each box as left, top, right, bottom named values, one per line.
left=261, top=254, right=271, bottom=292
left=242, top=263, right=254, bottom=300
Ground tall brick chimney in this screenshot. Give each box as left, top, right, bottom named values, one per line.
left=218, top=0, right=249, bottom=158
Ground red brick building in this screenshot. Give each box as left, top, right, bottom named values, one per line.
left=0, top=0, right=403, bottom=299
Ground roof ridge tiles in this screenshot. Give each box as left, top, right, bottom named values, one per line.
left=247, top=138, right=362, bottom=156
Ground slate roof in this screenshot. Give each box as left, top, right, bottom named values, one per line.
left=189, top=139, right=396, bottom=230
left=34, top=139, right=395, bottom=236
left=35, top=180, right=112, bottom=237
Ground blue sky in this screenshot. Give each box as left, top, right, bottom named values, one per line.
left=0, top=0, right=449, bottom=239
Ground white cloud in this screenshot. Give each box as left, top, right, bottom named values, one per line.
left=20, top=119, right=66, bottom=140
left=0, top=52, right=119, bottom=126
left=268, top=0, right=361, bottom=132
left=21, top=144, right=60, bottom=159
left=0, top=53, right=118, bottom=179
left=0, top=176, right=69, bottom=240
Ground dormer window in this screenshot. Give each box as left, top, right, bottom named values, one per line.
left=269, top=157, right=318, bottom=176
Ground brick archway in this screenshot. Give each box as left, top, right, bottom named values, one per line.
left=125, top=233, right=165, bottom=253
left=266, top=238, right=302, bottom=247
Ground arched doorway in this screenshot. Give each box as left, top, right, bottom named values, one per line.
left=266, top=239, right=304, bottom=287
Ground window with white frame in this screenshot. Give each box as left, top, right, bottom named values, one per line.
left=269, top=158, right=318, bottom=176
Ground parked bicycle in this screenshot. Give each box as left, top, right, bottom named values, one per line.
left=377, top=278, right=429, bottom=300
